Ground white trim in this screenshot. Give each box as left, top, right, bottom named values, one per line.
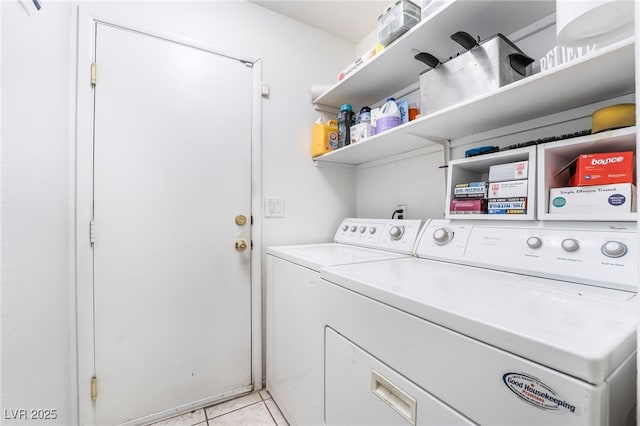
left=251, top=59, right=264, bottom=390
left=75, top=7, right=97, bottom=425
left=73, top=6, right=261, bottom=425
left=84, top=10, right=255, bottom=65
left=68, top=4, right=80, bottom=426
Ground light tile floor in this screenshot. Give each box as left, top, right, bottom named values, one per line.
left=150, top=390, right=288, bottom=426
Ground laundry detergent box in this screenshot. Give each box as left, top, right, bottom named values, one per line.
left=549, top=183, right=636, bottom=214
left=488, top=160, right=528, bottom=182
left=489, top=180, right=528, bottom=198
left=453, top=181, right=489, bottom=198
left=350, top=123, right=375, bottom=144
left=488, top=197, right=527, bottom=214
left=450, top=199, right=488, bottom=214
left=558, top=151, right=635, bottom=187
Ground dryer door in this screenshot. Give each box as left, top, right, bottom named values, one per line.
left=325, top=327, right=474, bottom=425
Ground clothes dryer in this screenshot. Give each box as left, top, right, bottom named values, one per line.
left=320, top=219, right=637, bottom=425
left=266, top=218, right=424, bottom=425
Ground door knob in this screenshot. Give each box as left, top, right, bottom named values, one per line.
left=235, top=239, right=248, bottom=252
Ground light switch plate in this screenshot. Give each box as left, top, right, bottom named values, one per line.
left=264, top=197, right=284, bottom=218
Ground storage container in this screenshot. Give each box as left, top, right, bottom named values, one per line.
left=378, top=0, right=421, bottom=47
left=417, top=33, right=533, bottom=115
left=549, top=184, right=637, bottom=214
left=311, top=119, right=338, bottom=158
left=421, top=0, right=451, bottom=20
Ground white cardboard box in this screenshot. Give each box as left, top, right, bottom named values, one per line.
left=489, top=180, right=528, bottom=199
left=350, top=123, right=375, bottom=144
left=549, top=183, right=637, bottom=214
left=489, top=160, right=528, bottom=182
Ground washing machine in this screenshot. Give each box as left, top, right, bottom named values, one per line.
left=319, top=219, right=637, bottom=425
left=266, top=217, right=424, bottom=425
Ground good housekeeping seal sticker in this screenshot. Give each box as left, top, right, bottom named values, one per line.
left=503, top=372, right=577, bottom=414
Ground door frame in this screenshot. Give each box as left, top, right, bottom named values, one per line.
left=71, top=7, right=263, bottom=425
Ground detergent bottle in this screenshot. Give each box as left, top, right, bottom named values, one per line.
left=375, top=97, right=401, bottom=133
left=337, top=104, right=355, bottom=148
left=311, top=118, right=338, bottom=157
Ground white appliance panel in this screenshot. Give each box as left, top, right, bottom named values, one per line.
left=318, top=278, right=634, bottom=426
left=321, top=257, right=636, bottom=384
left=267, top=243, right=408, bottom=271
left=335, top=218, right=423, bottom=253
left=325, top=328, right=475, bottom=426
left=417, top=220, right=637, bottom=291
left=266, top=218, right=425, bottom=426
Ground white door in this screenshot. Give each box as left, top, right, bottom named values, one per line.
left=92, top=23, right=253, bottom=425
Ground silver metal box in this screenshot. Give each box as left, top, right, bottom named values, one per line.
left=418, top=33, right=533, bottom=115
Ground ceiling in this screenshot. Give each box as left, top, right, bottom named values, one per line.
left=247, top=1, right=391, bottom=44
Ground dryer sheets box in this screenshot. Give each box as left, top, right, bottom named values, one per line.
left=549, top=183, right=636, bottom=214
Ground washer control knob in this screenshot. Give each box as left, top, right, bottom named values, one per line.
left=561, top=238, right=580, bottom=252
left=433, top=228, right=453, bottom=245
left=369, top=227, right=377, bottom=235
left=527, top=237, right=543, bottom=249
left=389, top=226, right=405, bottom=240
left=601, top=241, right=628, bottom=258
left=359, top=226, right=366, bottom=233
left=350, top=226, right=357, bottom=232
left=342, top=225, right=349, bottom=232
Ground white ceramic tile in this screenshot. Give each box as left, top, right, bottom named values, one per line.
left=209, top=402, right=275, bottom=426
left=259, top=389, right=272, bottom=401
left=265, top=399, right=289, bottom=426
left=205, top=392, right=262, bottom=419
left=151, top=409, right=206, bottom=426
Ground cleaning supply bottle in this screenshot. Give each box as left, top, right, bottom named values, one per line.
left=311, top=118, right=338, bottom=157
left=358, top=106, right=372, bottom=124
left=376, top=97, right=401, bottom=133
left=337, top=104, right=355, bottom=148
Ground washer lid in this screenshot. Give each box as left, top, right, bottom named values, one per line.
left=321, top=257, right=637, bottom=384
left=267, top=243, right=409, bottom=271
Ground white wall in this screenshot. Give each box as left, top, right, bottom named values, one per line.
left=1, top=1, right=355, bottom=424
left=1, top=2, right=74, bottom=424
left=356, top=148, right=446, bottom=219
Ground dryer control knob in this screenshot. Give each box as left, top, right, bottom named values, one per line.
left=601, top=241, right=627, bottom=258
left=527, top=237, right=543, bottom=249
left=350, top=226, right=357, bottom=232
left=433, top=228, right=453, bottom=245
left=359, top=226, right=366, bottom=233
left=342, top=225, right=349, bottom=232
left=369, top=227, right=377, bottom=235
left=561, top=238, right=580, bottom=252
left=389, top=226, right=405, bottom=240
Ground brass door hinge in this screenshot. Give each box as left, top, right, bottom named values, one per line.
left=91, top=63, right=97, bottom=87
left=91, top=376, right=98, bottom=401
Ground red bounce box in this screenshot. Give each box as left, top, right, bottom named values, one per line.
left=560, top=151, right=635, bottom=187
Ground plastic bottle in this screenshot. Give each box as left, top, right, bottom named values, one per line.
left=376, top=97, right=401, bottom=133
left=358, top=106, right=372, bottom=124
left=311, top=118, right=338, bottom=157
left=337, top=104, right=355, bottom=148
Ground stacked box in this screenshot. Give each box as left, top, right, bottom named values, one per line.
left=451, top=182, right=488, bottom=213
left=450, top=199, right=488, bottom=214
left=488, top=197, right=527, bottom=214
left=453, top=182, right=488, bottom=199
left=549, top=183, right=636, bottom=214
left=489, top=160, right=528, bottom=182
left=487, top=161, right=529, bottom=215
